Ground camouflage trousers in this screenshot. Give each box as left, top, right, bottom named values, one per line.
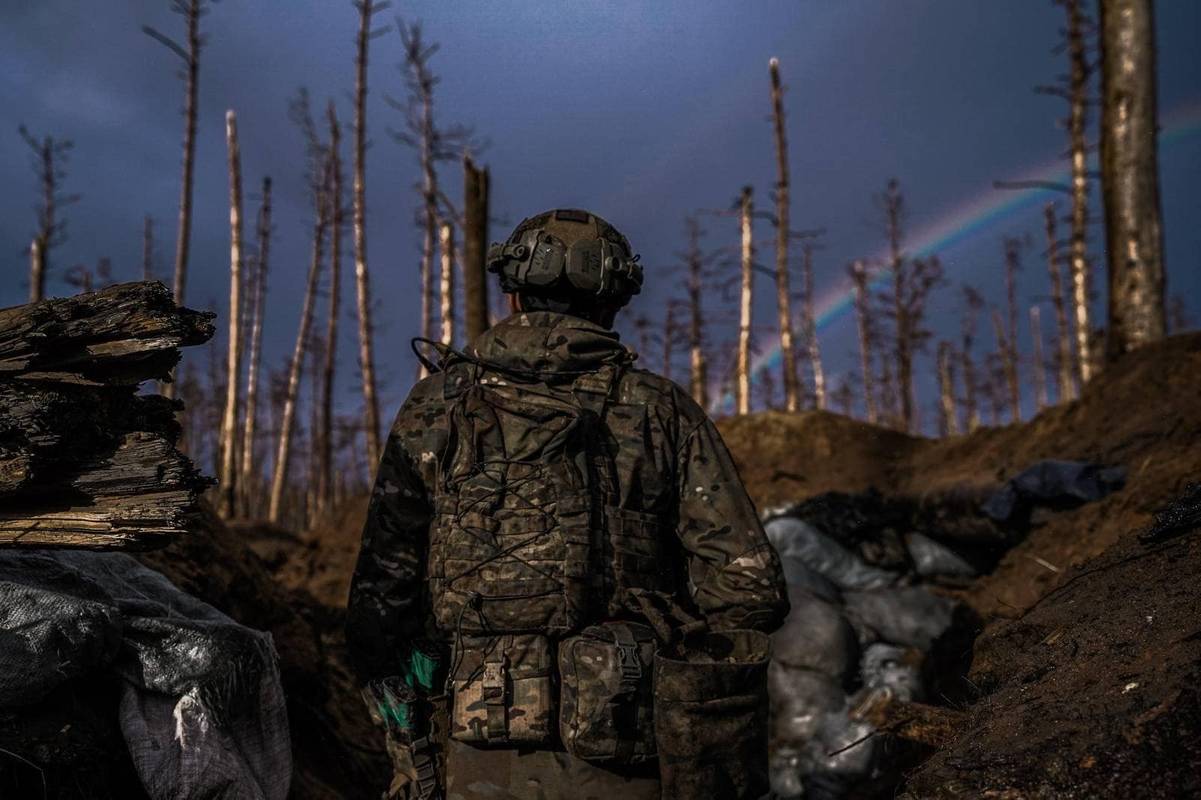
left=444, top=740, right=660, bottom=800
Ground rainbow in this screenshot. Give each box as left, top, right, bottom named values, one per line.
left=717, top=97, right=1201, bottom=412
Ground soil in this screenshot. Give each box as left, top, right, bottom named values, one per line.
left=720, top=332, right=1201, bottom=797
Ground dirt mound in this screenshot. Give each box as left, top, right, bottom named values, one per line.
left=233, top=496, right=369, bottom=610
left=138, top=506, right=388, bottom=799
left=903, top=494, right=1201, bottom=798
left=723, top=332, right=1201, bottom=618
left=720, top=332, right=1201, bottom=797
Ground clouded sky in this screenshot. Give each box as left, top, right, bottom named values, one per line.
left=3, top=1, right=1198, bottom=431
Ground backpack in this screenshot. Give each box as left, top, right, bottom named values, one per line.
left=428, top=355, right=623, bottom=638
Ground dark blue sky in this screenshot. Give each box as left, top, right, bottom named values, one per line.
left=3, top=1, right=1199, bottom=429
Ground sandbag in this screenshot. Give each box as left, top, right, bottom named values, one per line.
left=771, top=589, right=859, bottom=683
left=982, top=460, right=1126, bottom=522
left=843, top=586, right=957, bottom=650
left=860, top=642, right=924, bottom=702
left=778, top=554, right=842, bottom=603
left=654, top=629, right=770, bottom=800
left=905, top=532, right=976, bottom=579
left=0, top=551, right=291, bottom=800
left=0, top=555, right=122, bottom=707
left=767, top=661, right=846, bottom=743
left=765, top=517, right=894, bottom=591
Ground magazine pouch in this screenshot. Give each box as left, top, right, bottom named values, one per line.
left=449, top=633, right=554, bottom=746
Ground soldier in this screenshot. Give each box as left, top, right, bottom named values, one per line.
left=347, top=209, right=788, bottom=800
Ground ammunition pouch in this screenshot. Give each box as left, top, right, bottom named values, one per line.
left=448, top=633, right=554, bottom=746
left=558, top=621, right=657, bottom=764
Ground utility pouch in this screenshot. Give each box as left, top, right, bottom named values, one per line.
left=449, top=633, right=554, bottom=745
left=558, top=621, right=657, bottom=764
left=653, top=629, right=771, bottom=800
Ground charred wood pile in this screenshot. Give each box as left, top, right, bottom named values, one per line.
left=0, top=281, right=213, bottom=549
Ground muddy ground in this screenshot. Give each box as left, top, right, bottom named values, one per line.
left=17, top=332, right=1195, bottom=798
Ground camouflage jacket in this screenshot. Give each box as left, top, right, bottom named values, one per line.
left=346, top=311, right=789, bottom=687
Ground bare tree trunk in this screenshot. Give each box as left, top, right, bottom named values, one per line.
left=1044, top=203, right=1078, bottom=402
left=217, top=110, right=244, bottom=518
left=463, top=155, right=490, bottom=344
left=170, top=1, right=199, bottom=309
left=28, top=239, right=44, bottom=304
left=960, top=349, right=980, bottom=432
left=1100, top=0, right=1166, bottom=358
left=663, top=304, right=676, bottom=382
left=240, top=177, right=271, bottom=518
left=143, top=1, right=203, bottom=398
left=801, top=242, right=826, bottom=410
left=937, top=341, right=959, bottom=437
left=1002, top=238, right=1023, bottom=418
left=352, top=0, right=386, bottom=469
left=990, top=309, right=1019, bottom=423
left=849, top=260, right=877, bottom=424
left=439, top=221, right=455, bottom=346
left=736, top=186, right=754, bottom=416
left=318, top=104, right=343, bottom=516
left=768, top=58, right=801, bottom=412
left=884, top=180, right=914, bottom=432
left=685, top=217, right=708, bottom=409
left=1065, top=0, right=1095, bottom=385
left=269, top=162, right=331, bottom=523
left=1030, top=305, right=1050, bottom=412
left=142, top=216, right=154, bottom=281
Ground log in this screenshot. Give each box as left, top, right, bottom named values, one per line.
left=0, top=282, right=214, bottom=550
left=0, top=281, right=213, bottom=385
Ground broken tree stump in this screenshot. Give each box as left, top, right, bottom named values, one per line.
left=0, top=282, right=214, bottom=549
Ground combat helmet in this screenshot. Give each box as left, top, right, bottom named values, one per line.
left=486, top=209, right=643, bottom=310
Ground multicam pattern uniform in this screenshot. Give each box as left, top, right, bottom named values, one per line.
left=346, top=311, right=789, bottom=793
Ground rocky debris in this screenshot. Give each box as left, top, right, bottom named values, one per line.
left=0, top=282, right=214, bottom=549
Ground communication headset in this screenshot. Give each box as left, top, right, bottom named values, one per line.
left=486, top=215, right=644, bottom=305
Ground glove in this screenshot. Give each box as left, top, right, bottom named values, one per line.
left=363, top=678, right=445, bottom=800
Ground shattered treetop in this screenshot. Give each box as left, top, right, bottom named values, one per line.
left=0, top=282, right=215, bottom=550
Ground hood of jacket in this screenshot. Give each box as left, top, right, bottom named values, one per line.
left=466, top=311, right=631, bottom=378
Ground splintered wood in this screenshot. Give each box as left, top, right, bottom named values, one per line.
left=0, top=281, right=214, bottom=549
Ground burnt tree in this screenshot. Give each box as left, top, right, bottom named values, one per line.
left=1099, top=0, right=1167, bottom=358
left=19, top=126, right=78, bottom=303
left=1043, top=203, right=1078, bottom=402
left=217, top=110, right=244, bottom=518
left=240, top=177, right=272, bottom=517
left=736, top=186, right=754, bottom=416
left=317, top=103, right=345, bottom=515
left=768, top=57, right=801, bottom=412
left=351, top=0, right=389, bottom=468
left=270, top=97, right=333, bottom=523
left=463, top=155, right=491, bottom=343
left=848, top=260, right=878, bottom=424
